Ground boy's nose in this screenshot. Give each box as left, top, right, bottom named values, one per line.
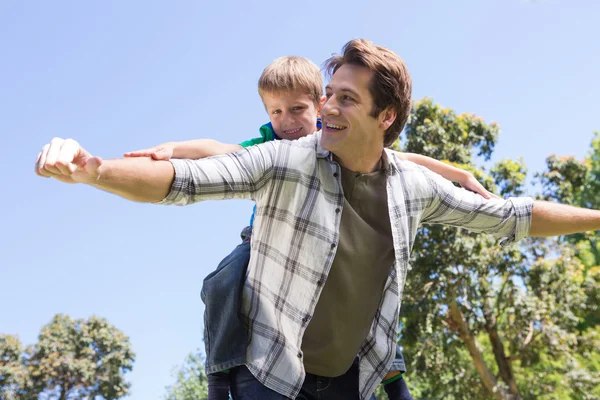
left=282, top=113, right=296, bottom=124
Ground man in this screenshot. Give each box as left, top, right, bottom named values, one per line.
left=35, top=39, right=600, bottom=400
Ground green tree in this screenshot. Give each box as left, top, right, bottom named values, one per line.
left=396, top=99, right=600, bottom=400
left=0, top=314, right=135, bottom=400
left=164, top=351, right=208, bottom=400
left=536, top=131, right=600, bottom=339
left=0, top=334, right=32, bottom=400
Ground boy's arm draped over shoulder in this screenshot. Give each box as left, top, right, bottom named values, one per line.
left=395, top=151, right=496, bottom=199
left=124, top=122, right=272, bottom=161
left=124, top=139, right=244, bottom=160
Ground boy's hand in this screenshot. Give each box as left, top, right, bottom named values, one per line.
left=460, top=173, right=500, bottom=200
left=124, top=146, right=174, bottom=160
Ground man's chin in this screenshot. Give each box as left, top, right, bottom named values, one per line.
left=319, top=137, right=336, bottom=153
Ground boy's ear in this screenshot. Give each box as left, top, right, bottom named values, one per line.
left=379, top=108, right=397, bottom=130
left=317, top=95, right=327, bottom=117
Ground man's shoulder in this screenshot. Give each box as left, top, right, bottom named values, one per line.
left=278, top=132, right=320, bottom=151
left=385, top=149, right=429, bottom=175
left=384, top=149, right=436, bottom=197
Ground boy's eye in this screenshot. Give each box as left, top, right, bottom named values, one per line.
left=292, top=106, right=305, bottom=112
left=325, top=93, right=332, bottom=99
left=271, top=110, right=281, bottom=115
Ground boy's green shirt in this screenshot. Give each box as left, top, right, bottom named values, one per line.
left=239, top=123, right=276, bottom=148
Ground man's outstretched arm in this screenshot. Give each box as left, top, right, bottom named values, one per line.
left=36, top=138, right=175, bottom=202
left=530, top=201, right=600, bottom=237
left=36, top=137, right=274, bottom=205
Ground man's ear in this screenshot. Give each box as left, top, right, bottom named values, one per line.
left=317, top=95, right=327, bottom=117
left=380, top=108, right=397, bottom=130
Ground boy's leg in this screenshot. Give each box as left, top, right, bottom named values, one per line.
left=208, top=371, right=231, bottom=400
left=201, top=227, right=252, bottom=384
left=383, top=375, right=413, bottom=400
left=383, top=344, right=413, bottom=400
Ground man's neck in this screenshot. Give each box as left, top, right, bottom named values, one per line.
left=333, top=147, right=384, bottom=174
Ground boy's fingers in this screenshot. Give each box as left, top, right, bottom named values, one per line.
left=124, top=148, right=155, bottom=157
left=151, top=148, right=171, bottom=160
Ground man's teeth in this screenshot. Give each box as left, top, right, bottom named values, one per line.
left=327, top=123, right=346, bottom=130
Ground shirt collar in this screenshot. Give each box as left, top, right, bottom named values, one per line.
left=314, top=130, right=398, bottom=175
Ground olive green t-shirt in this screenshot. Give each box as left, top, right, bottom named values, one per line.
left=301, top=162, right=395, bottom=377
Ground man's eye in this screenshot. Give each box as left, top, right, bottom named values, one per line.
left=342, top=95, right=354, bottom=102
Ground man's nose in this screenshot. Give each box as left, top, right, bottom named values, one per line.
left=322, top=96, right=339, bottom=116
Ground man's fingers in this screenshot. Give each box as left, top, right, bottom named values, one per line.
left=55, top=139, right=80, bottom=175
left=83, top=156, right=103, bottom=176
left=42, top=137, right=67, bottom=175
left=35, top=149, right=50, bottom=178
left=36, top=144, right=52, bottom=177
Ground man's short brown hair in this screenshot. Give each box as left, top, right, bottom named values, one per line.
left=258, top=56, right=323, bottom=106
left=324, top=39, right=413, bottom=147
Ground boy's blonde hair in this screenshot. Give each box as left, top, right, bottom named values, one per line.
left=258, top=56, right=323, bottom=105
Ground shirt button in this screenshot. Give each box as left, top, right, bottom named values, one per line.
left=333, top=172, right=339, bottom=178
left=335, top=208, right=341, bottom=213
left=317, top=279, right=323, bottom=286
left=302, top=314, right=310, bottom=323
left=297, top=352, right=302, bottom=358
left=330, top=243, right=336, bottom=249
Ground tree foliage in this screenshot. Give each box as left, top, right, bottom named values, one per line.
left=396, top=99, right=600, bottom=400
left=0, top=314, right=135, bottom=400
left=164, top=351, right=208, bottom=400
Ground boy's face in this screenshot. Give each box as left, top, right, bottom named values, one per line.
left=262, top=90, right=321, bottom=140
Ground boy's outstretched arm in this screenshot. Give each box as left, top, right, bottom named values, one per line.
left=397, top=152, right=498, bottom=199
left=125, top=139, right=243, bottom=160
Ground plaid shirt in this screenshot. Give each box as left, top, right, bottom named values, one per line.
left=161, top=131, right=533, bottom=399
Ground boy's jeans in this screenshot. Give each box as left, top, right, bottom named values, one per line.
left=201, top=227, right=252, bottom=374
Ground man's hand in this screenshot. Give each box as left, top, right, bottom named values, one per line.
left=35, top=138, right=103, bottom=184
left=124, top=145, right=174, bottom=160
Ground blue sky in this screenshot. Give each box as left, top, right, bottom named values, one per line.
left=1, top=0, right=598, bottom=398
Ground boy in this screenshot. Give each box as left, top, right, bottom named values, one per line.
left=126, top=56, right=493, bottom=400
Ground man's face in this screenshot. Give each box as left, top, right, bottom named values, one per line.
left=262, top=90, right=320, bottom=140
left=320, top=64, right=384, bottom=155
